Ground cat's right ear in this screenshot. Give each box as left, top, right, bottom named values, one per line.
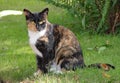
left=23, top=9, right=32, bottom=16
left=23, top=9, right=32, bottom=20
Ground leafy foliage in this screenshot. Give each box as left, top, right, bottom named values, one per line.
left=46, top=0, right=120, bottom=34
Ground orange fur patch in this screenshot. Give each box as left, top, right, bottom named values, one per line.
left=27, top=21, right=37, bottom=32
left=39, top=36, right=48, bottom=43
left=100, top=64, right=109, bottom=71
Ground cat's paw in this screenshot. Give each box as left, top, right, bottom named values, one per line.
left=50, top=62, right=57, bottom=72
left=50, top=67, right=56, bottom=72
left=34, top=70, right=43, bottom=77
left=53, top=70, right=63, bottom=74
left=50, top=63, right=63, bottom=74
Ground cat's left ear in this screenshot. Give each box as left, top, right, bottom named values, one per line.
left=41, top=8, right=49, bottom=15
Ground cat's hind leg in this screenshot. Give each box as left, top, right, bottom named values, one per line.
left=60, top=52, right=86, bottom=71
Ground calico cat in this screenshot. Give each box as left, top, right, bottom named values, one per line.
left=23, top=8, right=115, bottom=74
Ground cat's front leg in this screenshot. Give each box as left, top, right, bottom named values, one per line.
left=34, top=55, right=48, bottom=76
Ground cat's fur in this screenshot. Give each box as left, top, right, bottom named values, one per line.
left=23, top=8, right=115, bottom=74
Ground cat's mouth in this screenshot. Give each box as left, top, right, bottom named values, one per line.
left=36, top=26, right=46, bottom=31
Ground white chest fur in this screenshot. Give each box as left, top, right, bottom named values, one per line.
left=28, top=29, right=46, bottom=57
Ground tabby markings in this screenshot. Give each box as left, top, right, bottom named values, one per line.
left=28, top=29, right=47, bottom=57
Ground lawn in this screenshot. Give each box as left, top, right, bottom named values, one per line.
left=0, top=0, right=120, bottom=83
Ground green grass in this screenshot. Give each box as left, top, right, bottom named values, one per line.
left=0, top=0, right=120, bottom=83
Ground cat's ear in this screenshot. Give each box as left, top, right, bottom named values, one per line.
left=23, top=9, right=32, bottom=17
left=41, top=8, right=49, bottom=15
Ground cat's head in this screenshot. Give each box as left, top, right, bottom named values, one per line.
left=23, top=8, right=49, bottom=32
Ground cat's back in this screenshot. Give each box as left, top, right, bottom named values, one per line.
left=53, top=24, right=81, bottom=52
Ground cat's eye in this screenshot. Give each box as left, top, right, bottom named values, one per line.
left=31, top=21, right=35, bottom=24
left=39, top=20, right=46, bottom=25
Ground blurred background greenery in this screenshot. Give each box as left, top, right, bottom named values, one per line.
left=45, top=0, right=120, bottom=34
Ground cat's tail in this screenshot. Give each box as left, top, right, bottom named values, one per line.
left=87, top=63, right=115, bottom=71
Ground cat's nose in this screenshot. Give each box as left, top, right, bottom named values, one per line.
left=36, top=24, right=39, bottom=30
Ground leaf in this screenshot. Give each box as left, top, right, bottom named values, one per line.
left=98, top=46, right=106, bottom=54
left=102, top=72, right=111, bottom=78
left=81, top=15, right=86, bottom=29
left=97, top=0, right=111, bottom=33
left=112, top=0, right=117, bottom=7
left=73, top=75, right=79, bottom=81
left=87, top=47, right=94, bottom=50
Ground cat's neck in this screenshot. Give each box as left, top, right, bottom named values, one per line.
left=46, top=20, right=54, bottom=31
